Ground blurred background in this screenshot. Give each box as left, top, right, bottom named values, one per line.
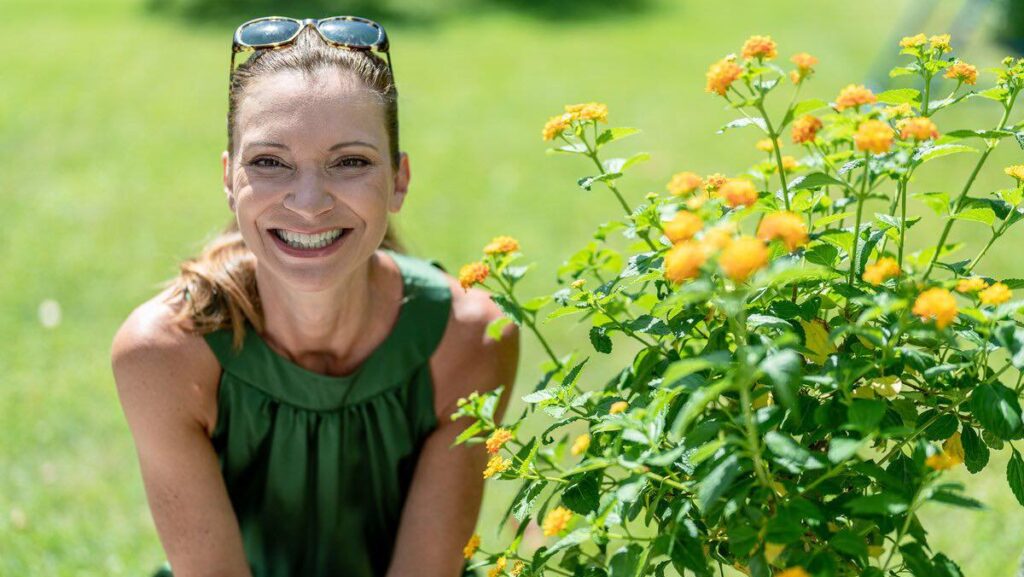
left=3, top=0, right=1024, bottom=575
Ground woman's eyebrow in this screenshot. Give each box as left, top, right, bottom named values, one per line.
left=243, top=140, right=379, bottom=152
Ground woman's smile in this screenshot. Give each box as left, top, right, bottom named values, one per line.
left=269, top=226, right=352, bottom=257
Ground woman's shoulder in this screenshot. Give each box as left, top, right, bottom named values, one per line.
left=426, top=267, right=520, bottom=423
left=110, top=286, right=222, bottom=437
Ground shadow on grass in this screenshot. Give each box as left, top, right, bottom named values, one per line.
left=143, top=0, right=657, bottom=30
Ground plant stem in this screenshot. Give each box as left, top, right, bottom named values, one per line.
left=490, top=274, right=564, bottom=371
left=848, top=152, right=870, bottom=286
left=755, top=100, right=792, bottom=211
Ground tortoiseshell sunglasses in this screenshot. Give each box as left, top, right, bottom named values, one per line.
left=230, top=16, right=394, bottom=83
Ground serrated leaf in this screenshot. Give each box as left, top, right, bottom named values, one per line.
left=1008, top=450, right=1024, bottom=506
left=876, top=88, right=921, bottom=104
left=799, top=319, right=837, bottom=365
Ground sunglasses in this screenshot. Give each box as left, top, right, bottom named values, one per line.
left=230, top=16, right=394, bottom=84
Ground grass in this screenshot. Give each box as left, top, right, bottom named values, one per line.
left=2, top=0, right=1023, bottom=575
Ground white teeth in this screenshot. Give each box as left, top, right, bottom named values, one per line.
left=273, top=228, right=345, bottom=250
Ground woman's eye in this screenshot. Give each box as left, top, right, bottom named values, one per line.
left=336, top=157, right=371, bottom=168
left=250, top=157, right=285, bottom=168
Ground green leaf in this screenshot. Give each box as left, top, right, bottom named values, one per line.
left=875, top=88, right=921, bottom=104
left=960, top=426, right=990, bottom=474
left=912, top=144, right=978, bottom=166
left=485, top=316, right=513, bottom=341
left=847, top=493, right=909, bottom=515
left=764, top=431, right=825, bottom=472
left=596, top=127, right=641, bottom=147
left=970, top=383, right=1024, bottom=440
left=760, top=349, right=802, bottom=414
left=848, top=399, right=886, bottom=432
left=953, top=206, right=997, bottom=226
left=609, top=543, right=645, bottom=577
left=562, top=471, right=601, bottom=514
left=915, top=191, right=951, bottom=216
left=790, top=172, right=848, bottom=191
left=578, top=172, right=623, bottom=191
left=944, top=129, right=1016, bottom=140
left=589, top=325, right=613, bottom=354
left=604, top=152, right=651, bottom=173
left=717, top=117, right=767, bottom=134
left=697, top=454, right=742, bottom=511
left=1008, top=449, right=1024, bottom=506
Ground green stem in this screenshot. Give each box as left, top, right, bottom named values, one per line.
left=489, top=274, right=563, bottom=371
left=755, top=100, right=792, bottom=211
left=848, top=152, right=870, bottom=286
left=898, top=178, right=909, bottom=271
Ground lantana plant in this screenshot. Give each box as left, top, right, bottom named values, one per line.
left=452, top=33, right=1024, bottom=577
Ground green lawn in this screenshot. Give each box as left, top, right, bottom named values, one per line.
left=3, top=0, right=1023, bottom=575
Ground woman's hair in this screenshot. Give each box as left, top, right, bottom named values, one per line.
left=160, top=26, right=406, bottom=352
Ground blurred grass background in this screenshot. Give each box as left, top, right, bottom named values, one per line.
left=3, top=0, right=1024, bottom=575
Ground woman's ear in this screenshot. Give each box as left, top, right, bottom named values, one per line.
left=389, top=152, right=410, bottom=213
left=221, top=150, right=235, bottom=212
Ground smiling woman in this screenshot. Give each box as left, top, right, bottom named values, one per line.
left=110, top=17, right=518, bottom=577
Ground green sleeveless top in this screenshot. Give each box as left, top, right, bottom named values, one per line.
left=149, top=249, right=479, bottom=577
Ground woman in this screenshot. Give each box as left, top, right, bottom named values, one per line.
left=111, top=15, right=519, bottom=577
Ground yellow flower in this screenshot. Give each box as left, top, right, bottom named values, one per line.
left=706, top=56, right=744, bottom=96
left=791, top=115, right=823, bottom=144
left=686, top=193, right=710, bottom=210
left=541, top=506, right=574, bottom=536
left=780, top=155, right=798, bottom=171
left=704, top=173, right=728, bottom=193
left=777, top=568, right=811, bottom=577
left=485, top=428, right=514, bottom=454
left=788, top=70, right=801, bottom=85
left=741, top=35, right=778, bottom=60
left=719, top=178, right=759, bottom=208
left=757, top=211, right=808, bottom=251
left=570, top=278, right=586, bottom=290
left=487, top=555, right=507, bottom=577
left=1005, top=165, right=1024, bottom=182
left=483, top=235, right=520, bottom=256
left=570, top=433, right=591, bottom=456
left=664, top=241, right=707, bottom=284
left=899, top=33, right=928, bottom=48
left=609, top=400, right=629, bottom=414
left=510, top=560, right=525, bottom=576
left=719, top=236, right=769, bottom=282
left=862, top=257, right=901, bottom=285
left=945, top=61, right=978, bottom=85
left=541, top=112, right=573, bottom=141
left=835, top=84, right=877, bottom=111
left=463, top=533, right=481, bottom=559
left=701, top=224, right=736, bottom=253
left=897, top=116, right=940, bottom=141
left=883, top=103, right=914, bottom=119
left=664, top=211, right=704, bottom=243
left=979, top=282, right=1012, bottom=306
left=483, top=455, right=511, bottom=479
left=565, top=102, right=609, bottom=123
left=912, top=287, right=958, bottom=329
left=854, top=120, right=894, bottom=154
left=756, top=138, right=780, bottom=152
left=458, top=262, right=490, bottom=290
left=944, top=431, right=966, bottom=463
left=926, top=451, right=962, bottom=471
left=930, top=34, right=952, bottom=53
left=957, top=276, right=989, bottom=293
left=667, top=171, right=703, bottom=196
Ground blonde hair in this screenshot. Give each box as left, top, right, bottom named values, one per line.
left=161, top=25, right=406, bottom=351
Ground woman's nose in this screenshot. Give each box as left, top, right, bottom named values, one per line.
left=282, top=171, right=334, bottom=217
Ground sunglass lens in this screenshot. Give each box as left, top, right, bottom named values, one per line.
left=318, top=19, right=381, bottom=46
left=239, top=19, right=302, bottom=46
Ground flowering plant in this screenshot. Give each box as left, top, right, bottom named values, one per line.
left=452, top=33, right=1024, bottom=577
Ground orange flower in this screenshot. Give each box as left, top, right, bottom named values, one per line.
left=664, top=241, right=707, bottom=284
left=541, top=506, right=574, bottom=537
left=667, top=171, right=703, bottom=196
left=757, top=211, right=808, bottom=251
left=780, top=155, right=798, bottom=171
left=719, top=236, right=769, bottom=282
left=926, top=451, right=962, bottom=471
left=609, top=400, right=629, bottom=414
left=791, top=115, right=823, bottom=144
left=458, top=262, right=490, bottom=290
left=899, top=33, right=927, bottom=49
left=897, top=117, right=940, bottom=141
left=956, top=276, right=989, bottom=293
left=483, top=455, right=511, bottom=479
left=664, top=211, right=704, bottom=243
left=463, top=533, right=481, bottom=559
left=756, top=138, right=781, bottom=152
left=565, top=102, right=609, bottom=123
left=741, top=35, right=778, bottom=60
left=483, top=235, right=520, bottom=255
left=485, top=428, right=513, bottom=454
left=719, top=178, right=759, bottom=208
left=704, top=173, right=728, bottom=193
left=979, top=282, right=1012, bottom=306
left=542, top=112, right=573, bottom=141
left=912, top=287, right=958, bottom=329
left=945, top=61, right=978, bottom=85
left=701, top=224, right=736, bottom=253
left=835, top=84, right=877, bottom=111
left=862, top=257, right=901, bottom=285
left=706, top=56, right=744, bottom=96
left=487, top=556, right=507, bottom=577
left=791, top=52, right=818, bottom=72
left=854, top=120, right=894, bottom=154
left=883, top=103, right=915, bottom=119
left=510, top=561, right=525, bottom=577
left=570, top=433, right=591, bottom=456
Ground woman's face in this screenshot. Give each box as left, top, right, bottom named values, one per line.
left=222, top=68, right=409, bottom=291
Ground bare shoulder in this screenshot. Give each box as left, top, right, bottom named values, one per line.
left=428, top=270, right=521, bottom=424
left=110, top=286, right=221, bottom=437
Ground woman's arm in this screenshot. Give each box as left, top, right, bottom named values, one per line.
left=111, top=304, right=253, bottom=577
left=385, top=290, right=520, bottom=577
